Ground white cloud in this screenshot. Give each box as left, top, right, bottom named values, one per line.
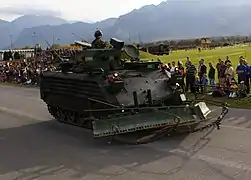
left=0, top=0, right=164, bottom=21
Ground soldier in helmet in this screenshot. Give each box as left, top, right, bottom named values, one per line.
left=91, top=29, right=106, bottom=49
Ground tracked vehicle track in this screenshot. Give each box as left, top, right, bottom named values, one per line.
left=47, top=105, right=93, bottom=129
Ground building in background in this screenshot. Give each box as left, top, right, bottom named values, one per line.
left=0, top=49, right=35, bottom=60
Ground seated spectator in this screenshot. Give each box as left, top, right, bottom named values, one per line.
left=237, top=81, right=247, bottom=98
left=229, top=80, right=238, bottom=98
left=195, top=76, right=200, bottom=93
left=223, top=80, right=230, bottom=94
left=212, top=83, right=226, bottom=97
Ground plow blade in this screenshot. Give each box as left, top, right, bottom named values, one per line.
left=93, top=107, right=201, bottom=137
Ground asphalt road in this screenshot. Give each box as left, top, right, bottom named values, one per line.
left=0, top=85, right=251, bottom=180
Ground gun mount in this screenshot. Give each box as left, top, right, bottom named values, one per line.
left=61, top=38, right=141, bottom=73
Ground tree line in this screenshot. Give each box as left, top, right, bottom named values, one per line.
left=140, top=35, right=251, bottom=50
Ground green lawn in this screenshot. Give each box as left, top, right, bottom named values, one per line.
left=140, top=44, right=251, bottom=109
left=140, top=44, right=251, bottom=67
left=188, top=93, right=251, bottom=109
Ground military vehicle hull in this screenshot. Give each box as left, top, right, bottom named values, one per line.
left=40, top=69, right=228, bottom=139
left=40, top=38, right=228, bottom=142
left=140, top=44, right=170, bottom=56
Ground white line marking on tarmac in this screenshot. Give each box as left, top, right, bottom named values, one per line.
left=170, top=149, right=251, bottom=171
left=0, top=91, right=41, bottom=101
left=0, top=106, right=49, bottom=121
left=220, top=125, right=251, bottom=132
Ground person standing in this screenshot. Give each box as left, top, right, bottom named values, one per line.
left=225, top=56, right=231, bottom=64
left=198, top=59, right=207, bottom=92
left=243, top=59, right=250, bottom=94
left=170, top=61, right=177, bottom=73
left=185, top=60, right=197, bottom=93
left=236, top=58, right=247, bottom=84
left=224, top=62, right=235, bottom=87
left=185, top=57, right=190, bottom=68
left=216, top=58, right=222, bottom=82
left=218, top=60, right=226, bottom=86
left=177, top=61, right=185, bottom=91
left=208, top=62, right=216, bottom=91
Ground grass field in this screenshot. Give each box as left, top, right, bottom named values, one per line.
left=140, top=44, right=251, bottom=68
left=140, top=44, right=251, bottom=109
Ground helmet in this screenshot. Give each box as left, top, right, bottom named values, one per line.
left=94, top=29, right=103, bottom=38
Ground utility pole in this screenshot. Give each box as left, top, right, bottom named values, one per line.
left=52, top=35, right=55, bottom=45
left=9, top=34, right=13, bottom=50
left=32, top=32, right=36, bottom=48
left=138, top=33, right=142, bottom=45
left=128, top=32, right=131, bottom=44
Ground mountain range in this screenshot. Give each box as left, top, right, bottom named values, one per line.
left=1, top=0, right=251, bottom=49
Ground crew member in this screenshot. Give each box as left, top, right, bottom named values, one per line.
left=91, top=29, right=106, bottom=49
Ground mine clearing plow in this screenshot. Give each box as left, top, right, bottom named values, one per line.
left=91, top=99, right=229, bottom=145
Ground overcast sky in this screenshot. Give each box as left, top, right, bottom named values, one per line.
left=0, top=0, right=164, bottom=22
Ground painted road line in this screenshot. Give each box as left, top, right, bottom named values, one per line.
left=170, top=148, right=251, bottom=171
left=0, top=106, right=49, bottom=121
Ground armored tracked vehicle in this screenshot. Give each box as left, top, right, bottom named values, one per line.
left=40, top=38, right=228, bottom=143
left=140, top=43, right=170, bottom=56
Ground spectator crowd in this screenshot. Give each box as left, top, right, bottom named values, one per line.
left=165, top=55, right=250, bottom=98
left=0, top=49, right=60, bottom=85
left=0, top=47, right=82, bottom=85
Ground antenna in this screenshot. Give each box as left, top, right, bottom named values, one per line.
left=72, top=32, right=82, bottom=40
left=128, top=32, right=131, bottom=44
left=44, top=39, right=64, bottom=62
left=35, top=31, right=64, bottom=62
left=138, top=33, right=142, bottom=45
left=9, top=34, right=13, bottom=51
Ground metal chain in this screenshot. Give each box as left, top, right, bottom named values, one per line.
left=111, top=102, right=229, bottom=145
left=189, top=106, right=228, bottom=133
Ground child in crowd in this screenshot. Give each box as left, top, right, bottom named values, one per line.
left=195, top=76, right=200, bottom=92
left=201, top=74, right=208, bottom=92
left=229, top=80, right=238, bottom=98
left=212, top=83, right=226, bottom=97
left=237, top=81, right=247, bottom=98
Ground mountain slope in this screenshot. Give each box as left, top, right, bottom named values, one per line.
left=0, top=15, right=68, bottom=49
left=0, top=19, right=9, bottom=29
left=11, top=15, right=67, bottom=29
left=9, top=1, right=251, bottom=48
left=13, top=21, right=114, bottom=48
left=110, top=2, right=251, bottom=42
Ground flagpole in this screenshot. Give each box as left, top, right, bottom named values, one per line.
left=32, top=32, right=36, bottom=48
